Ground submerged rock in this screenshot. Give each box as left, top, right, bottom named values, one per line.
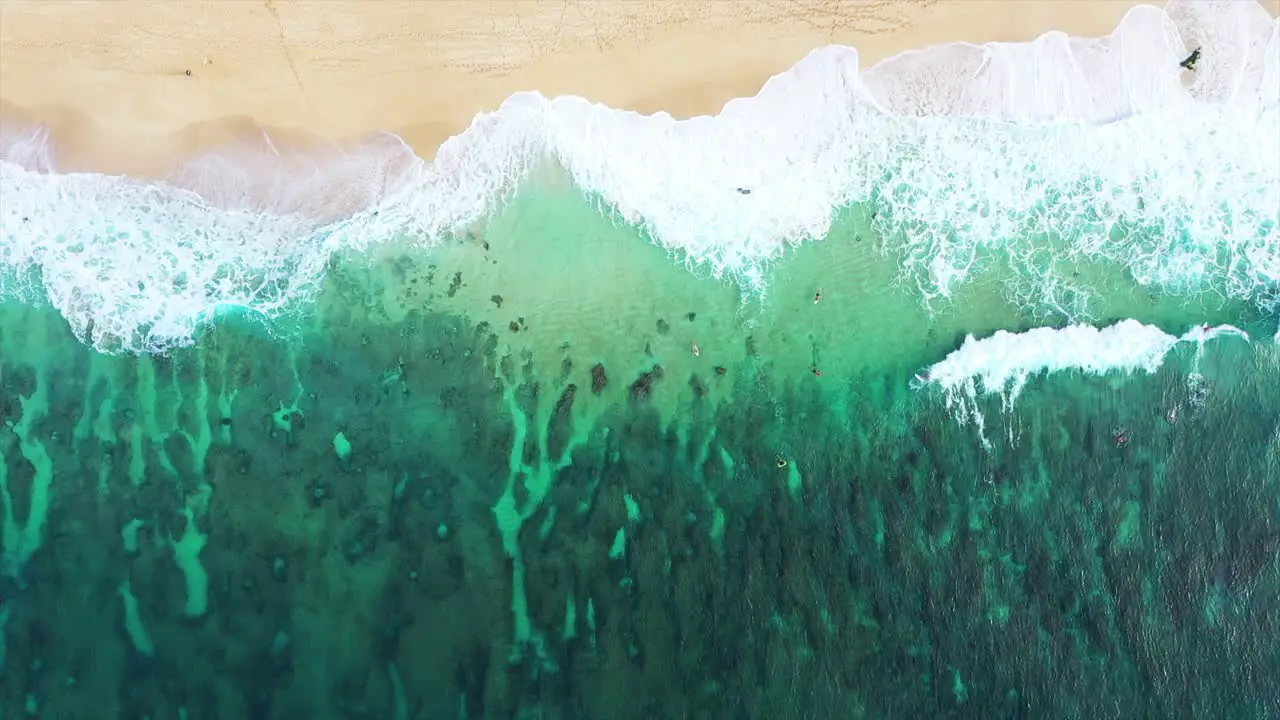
left=629, top=364, right=665, bottom=400
left=689, top=374, right=708, bottom=398
left=591, top=363, right=608, bottom=395
left=555, top=383, right=577, bottom=417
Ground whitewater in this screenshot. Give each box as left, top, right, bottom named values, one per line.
left=0, top=0, right=1277, bottom=355
left=917, top=319, right=1254, bottom=445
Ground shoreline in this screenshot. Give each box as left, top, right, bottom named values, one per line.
left=0, top=0, right=1188, bottom=178
left=2, top=1, right=1276, bottom=358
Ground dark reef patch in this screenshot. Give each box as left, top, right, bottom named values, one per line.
left=628, top=364, right=665, bottom=400
left=0, top=293, right=1276, bottom=720
left=591, top=363, right=609, bottom=395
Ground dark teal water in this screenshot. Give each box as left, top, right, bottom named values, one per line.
left=0, top=188, right=1278, bottom=719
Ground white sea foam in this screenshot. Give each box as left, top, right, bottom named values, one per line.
left=916, top=319, right=1251, bottom=446
left=0, top=0, right=1277, bottom=353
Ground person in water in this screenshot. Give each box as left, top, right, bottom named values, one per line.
left=1180, top=47, right=1201, bottom=71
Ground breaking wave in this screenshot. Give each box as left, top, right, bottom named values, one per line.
left=0, top=0, right=1277, bottom=353
left=917, top=319, right=1253, bottom=446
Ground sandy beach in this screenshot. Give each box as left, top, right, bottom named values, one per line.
left=2, top=3, right=1279, bottom=718
left=0, top=0, right=1176, bottom=177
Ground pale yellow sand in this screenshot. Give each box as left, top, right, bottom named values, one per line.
left=6, top=0, right=1267, bottom=423
left=1, top=0, right=1185, bottom=176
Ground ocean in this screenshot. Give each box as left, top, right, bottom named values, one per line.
left=0, top=1, right=1278, bottom=718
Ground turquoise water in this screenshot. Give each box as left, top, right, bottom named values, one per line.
left=0, top=163, right=1277, bottom=717
left=2, top=3, right=1280, bottom=711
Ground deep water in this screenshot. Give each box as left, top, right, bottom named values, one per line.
left=0, top=219, right=1278, bottom=719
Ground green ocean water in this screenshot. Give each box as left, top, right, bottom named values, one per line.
left=0, top=171, right=1279, bottom=720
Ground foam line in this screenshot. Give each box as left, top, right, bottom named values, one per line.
left=916, top=319, right=1249, bottom=400
left=1, top=0, right=1277, bottom=354
left=914, top=318, right=1251, bottom=444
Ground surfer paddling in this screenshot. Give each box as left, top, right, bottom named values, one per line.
left=814, top=288, right=823, bottom=304
left=691, top=341, right=700, bottom=357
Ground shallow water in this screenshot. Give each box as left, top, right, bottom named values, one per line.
left=1, top=1, right=1279, bottom=715
left=0, top=162, right=1278, bottom=717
